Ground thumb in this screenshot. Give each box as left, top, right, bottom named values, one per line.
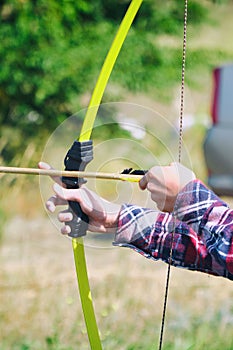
left=139, top=174, right=148, bottom=190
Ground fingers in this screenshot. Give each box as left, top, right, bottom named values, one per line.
left=53, top=183, right=84, bottom=203
left=38, top=161, right=63, bottom=185
left=46, top=182, right=121, bottom=235
left=46, top=183, right=88, bottom=215
left=44, top=175, right=88, bottom=235
left=139, top=166, right=161, bottom=191
left=58, top=210, right=73, bottom=222
left=46, top=188, right=75, bottom=235
left=58, top=210, right=73, bottom=235
left=52, top=183, right=95, bottom=215
left=46, top=195, right=67, bottom=212
left=139, top=163, right=196, bottom=213
left=45, top=192, right=72, bottom=235
left=61, top=225, right=71, bottom=235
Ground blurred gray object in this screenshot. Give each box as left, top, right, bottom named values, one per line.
left=204, top=64, right=233, bottom=196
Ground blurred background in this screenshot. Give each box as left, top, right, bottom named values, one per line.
left=1, top=1, right=233, bottom=349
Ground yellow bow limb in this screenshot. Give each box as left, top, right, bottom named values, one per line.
left=72, top=1, right=143, bottom=349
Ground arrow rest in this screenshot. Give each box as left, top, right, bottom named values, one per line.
left=62, top=140, right=93, bottom=238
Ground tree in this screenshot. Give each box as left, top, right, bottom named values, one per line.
left=0, top=0, right=216, bottom=163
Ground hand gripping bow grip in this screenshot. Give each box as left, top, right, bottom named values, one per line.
left=62, top=140, right=93, bottom=238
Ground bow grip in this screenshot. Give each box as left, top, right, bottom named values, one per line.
left=62, top=140, right=93, bottom=238
left=65, top=193, right=89, bottom=238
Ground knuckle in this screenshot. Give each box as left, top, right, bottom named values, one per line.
left=147, top=182, right=153, bottom=192
left=147, top=169, right=154, bottom=180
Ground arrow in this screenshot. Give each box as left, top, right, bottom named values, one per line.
left=0, top=166, right=143, bottom=182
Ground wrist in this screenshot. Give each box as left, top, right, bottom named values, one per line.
left=105, top=203, right=121, bottom=231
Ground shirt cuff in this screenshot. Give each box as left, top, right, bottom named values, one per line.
left=113, top=204, right=159, bottom=245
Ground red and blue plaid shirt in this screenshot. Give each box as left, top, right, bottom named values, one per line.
left=114, top=180, right=233, bottom=281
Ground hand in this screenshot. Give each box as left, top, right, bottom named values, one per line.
left=38, top=162, right=121, bottom=234
left=139, top=162, right=196, bottom=212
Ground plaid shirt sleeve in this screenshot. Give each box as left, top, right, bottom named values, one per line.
left=113, top=179, right=233, bottom=280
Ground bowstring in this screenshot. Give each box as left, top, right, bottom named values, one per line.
left=158, top=1, right=188, bottom=349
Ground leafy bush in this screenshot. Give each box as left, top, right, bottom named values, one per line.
left=0, top=0, right=227, bottom=164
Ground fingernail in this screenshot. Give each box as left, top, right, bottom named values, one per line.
left=46, top=202, right=55, bottom=213
left=53, top=183, right=60, bottom=191
left=39, top=161, right=48, bottom=168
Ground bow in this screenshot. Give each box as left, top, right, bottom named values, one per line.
left=67, top=1, right=143, bottom=348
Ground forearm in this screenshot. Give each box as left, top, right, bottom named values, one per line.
left=174, top=180, right=233, bottom=276
left=114, top=180, right=233, bottom=280
left=114, top=204, right=219, bottom=276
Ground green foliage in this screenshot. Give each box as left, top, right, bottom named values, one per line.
left=0, top=0, right=228, bottom=164
left=136, top=0, right=208, bottom=33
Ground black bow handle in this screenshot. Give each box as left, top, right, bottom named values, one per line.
left=62, top=140, right=93, bottom=238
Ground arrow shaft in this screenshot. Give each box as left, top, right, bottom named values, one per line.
left=0, top=166, right=143, bottom=182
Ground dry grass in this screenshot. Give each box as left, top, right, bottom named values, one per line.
left=1, top=213, right=233, bottom=350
